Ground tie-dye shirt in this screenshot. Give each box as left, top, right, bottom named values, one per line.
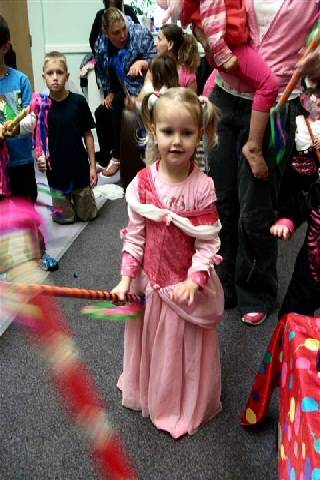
left=94, top=17, right=156, bottom=97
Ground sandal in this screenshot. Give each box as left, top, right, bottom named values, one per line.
left=100, top=159, right=120, bottom=177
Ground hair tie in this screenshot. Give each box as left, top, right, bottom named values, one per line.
left=148, top=91, right=161, bottom=111
left=198, top=95, right=209, bottom=105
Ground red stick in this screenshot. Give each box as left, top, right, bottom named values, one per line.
left=28, top=293, right=139, bottom=479
left=1, top=282, right=144, bottom=304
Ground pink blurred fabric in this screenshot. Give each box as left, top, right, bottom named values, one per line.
left=0, top=198, right=42, bottom=233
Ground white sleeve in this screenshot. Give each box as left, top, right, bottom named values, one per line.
left=19, top=112, right=36, bottom=136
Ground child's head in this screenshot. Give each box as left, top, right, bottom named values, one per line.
left=150, top=55, right=179, bottom=91
left=0, top=16, right=10, bottom=56
left=157, top=24, right=184, bottom=59
left=157, top=25, right=200, bottom=73
left=142, top=87, right=219, bottom=166
left=103, top=0, right=124, bottom=9
left=42, top=51, right=69, bottom=94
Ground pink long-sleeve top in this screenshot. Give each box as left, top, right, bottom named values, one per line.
left=200, top=0, right=249, bottom=67
left=121, top=163, right=222, bottom=289
left=217, top=0, right=319, bottom=96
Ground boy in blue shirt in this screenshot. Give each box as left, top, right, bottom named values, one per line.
left=0, top=15, right=58, bottom=271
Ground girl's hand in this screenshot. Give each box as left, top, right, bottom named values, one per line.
left=222, top=55, right=239, bottom=72
left=104, top=93, right=115, bottom=109
left=4, top=123, right=19, bottom=137
left=171, top=279, right=199, bottom=306
left=90, top=165, right=97, bottom=187
left=37, top=155, right=46, bottom=173
left=270, top=224, right=292, bottom=240
left=111, top=276, right=132, bottom=302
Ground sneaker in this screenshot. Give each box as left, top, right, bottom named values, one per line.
left=241, top=312, right=267, bottom=326
left=40, top=253, right=59, bottom=272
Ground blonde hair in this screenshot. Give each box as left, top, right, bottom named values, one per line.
left=141, top=87, right=219, bottom=164
left=178, top=33, right=200, bottom=73
left=102, top=7, right=125, bottom=33
left=43, top=51, right=68, bottom=72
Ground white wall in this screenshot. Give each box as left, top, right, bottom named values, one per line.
left=27, top=0, right=101, bottom=92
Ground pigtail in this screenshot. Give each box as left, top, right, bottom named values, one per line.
left=202, top=99, right=220, bottom=147
left=141, top=92, right=160, bottom=165
left=178, top=33, right=200, bottom=73
left=141, top=92, right=157, bottom=131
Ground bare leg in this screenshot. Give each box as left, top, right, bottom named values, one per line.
left=242, top=110, right=269, bottom=180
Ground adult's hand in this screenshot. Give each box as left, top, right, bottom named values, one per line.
left=127, top=60, right=148, bottom=77
left=104, top=92, right=115, bottom=109
left=297, top=46, right=320, bottom=80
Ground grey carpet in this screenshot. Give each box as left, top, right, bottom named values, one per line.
left=0, top=198, right=306, bottom=480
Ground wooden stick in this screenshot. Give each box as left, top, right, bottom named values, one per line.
left=3, top=106, right=30, bottom=130
left=278, top=35, right=320, bottom=107
left=0, top=281, right=144, bottom=304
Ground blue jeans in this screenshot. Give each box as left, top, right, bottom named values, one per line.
left=208, top=86, right=298, bottom=314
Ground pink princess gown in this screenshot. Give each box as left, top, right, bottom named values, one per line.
left=117, top=163, right=224, bottom=438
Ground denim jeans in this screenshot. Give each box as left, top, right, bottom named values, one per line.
left=208, top=86, right=298, bottom=314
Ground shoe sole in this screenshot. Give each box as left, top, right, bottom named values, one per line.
left=241, top=315, right=267, bottom=326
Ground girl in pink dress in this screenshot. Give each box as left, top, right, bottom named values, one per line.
left=112, top=87, right=224, bottom=438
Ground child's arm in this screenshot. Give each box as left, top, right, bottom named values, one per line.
left=112, top=275, right=133, bottom=301
left=200, top=0, right=234, bottom=69
left=170, top=279, right=200, bottom=306
left=84, top=130, right=97, bottom=187
left=171, top=179, right=221, bottom=306
left=112, top=178, right=146, bottom=297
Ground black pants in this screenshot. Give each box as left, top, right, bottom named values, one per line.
left=8, top=162, right=37, bottom=203
left=95, top=91, right=125, bottom=165
left=208, top=86, right=298, bottom=314
left=278, top=245, right=320, bottom=319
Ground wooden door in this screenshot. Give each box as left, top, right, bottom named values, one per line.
left=0, top=0, right=34, bottom=86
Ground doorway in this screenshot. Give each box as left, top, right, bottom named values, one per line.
left=0, top=0, right=34, bottom=86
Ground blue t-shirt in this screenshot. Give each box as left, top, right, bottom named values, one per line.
left=0, top=67, right=33, bottom=166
